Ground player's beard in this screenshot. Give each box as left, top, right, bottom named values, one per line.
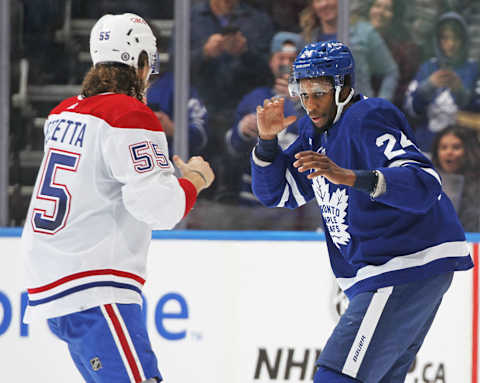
left=309, top=108, right=335, bottom=131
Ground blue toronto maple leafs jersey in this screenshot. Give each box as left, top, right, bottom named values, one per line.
left=251, top=96, right=473, bottom=298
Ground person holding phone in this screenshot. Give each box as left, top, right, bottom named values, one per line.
left=227, top=32, right=304, bottom=148
left=204, top=24, right=246, bottom=58
left=188, top=0, right=274, bottom=118
left=186, top=1, right=274, bottom=203
left=405, top=11, right=479, bottom=152
left=224, top=32, right=317, bottom=226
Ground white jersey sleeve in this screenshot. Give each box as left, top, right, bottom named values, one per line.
left=102, top=109, right=189, bottom=229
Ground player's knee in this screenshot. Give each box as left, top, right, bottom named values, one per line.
left=314, top=366, right=361, bottom=383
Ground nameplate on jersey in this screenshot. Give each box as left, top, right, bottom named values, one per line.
left=45, top=118, right=86, bottom=148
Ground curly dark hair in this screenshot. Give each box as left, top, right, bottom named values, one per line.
left=431, top=125, right=480, bottom=176
left=81, top=51, right=149, bottom=102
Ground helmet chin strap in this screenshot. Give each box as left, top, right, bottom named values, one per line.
left=333, top=86, right=355, bottom=124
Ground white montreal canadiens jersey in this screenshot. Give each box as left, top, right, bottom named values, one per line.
left=22, top=93, right=197, bottom=322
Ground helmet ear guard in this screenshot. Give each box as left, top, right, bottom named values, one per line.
left=333, top=86, right=354, bottom=124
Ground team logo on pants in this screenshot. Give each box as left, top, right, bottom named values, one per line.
left=90, top=357, right=103, bottom=371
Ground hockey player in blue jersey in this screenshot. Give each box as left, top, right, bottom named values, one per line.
left=251, top=40, right=473, bottom=382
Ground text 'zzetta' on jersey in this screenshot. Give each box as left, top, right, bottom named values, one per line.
left=44, top=118, right=86, bottom=148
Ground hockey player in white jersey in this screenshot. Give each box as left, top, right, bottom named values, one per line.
left=21, top=13, right=214, bottom=383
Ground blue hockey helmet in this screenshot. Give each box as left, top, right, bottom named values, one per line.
left=289, top=40, right=355, bottom=93
left=289, top=40, right=356, bottom=124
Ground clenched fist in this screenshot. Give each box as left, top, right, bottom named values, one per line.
left=173, top=155, right=215, bottom=193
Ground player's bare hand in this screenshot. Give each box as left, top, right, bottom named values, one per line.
left=173, top=155, right=215, bottom=193
left=256, top=97, right=297, bottom=140
left=293, top=151, right=356, bottom=186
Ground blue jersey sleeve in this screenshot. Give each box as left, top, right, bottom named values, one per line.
left=355, top=105, right=442, bottom=214
left=251, top=134, right=315, bottom=209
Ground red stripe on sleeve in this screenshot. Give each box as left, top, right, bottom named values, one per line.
left=105, top=304, right=143, bottom=383
left=27, top=269, right=145, bottom=294
left=178, top=178, right=198, bottom=217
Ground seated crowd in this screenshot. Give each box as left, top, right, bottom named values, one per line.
left=9, top=0, right=480, bottom=231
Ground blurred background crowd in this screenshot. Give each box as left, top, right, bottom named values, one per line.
left=6, top=0, right=480, bottom=231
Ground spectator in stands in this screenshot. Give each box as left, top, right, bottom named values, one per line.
left=186, top=31, right=321, bottom=230
left=431, top=125, right=480, bottom=231
left=225, top=32, right=305, bottom=205
left=405, top=12, right=479, bottom=152
left=189, top=0, right=273, bottom=124
left=242, top=0, right=309, bottom=32
left=408, top=0, right=480, bottom=62
left=367, top=0, right=421, bottom=109
left=299, top=0, right=399, bottom=101
left=188, top=0, right=274, bottom=199
left=409, top=0, right=444, bottom=60
left=219, top=31, right=321, bottom=230
left=147, top=70, right=209, bottom=157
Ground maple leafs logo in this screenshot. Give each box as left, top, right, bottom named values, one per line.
left=313, top=176, right=351, bottom=248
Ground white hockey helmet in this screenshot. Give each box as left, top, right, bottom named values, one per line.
left=90, top=13, right=159, bottom=75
